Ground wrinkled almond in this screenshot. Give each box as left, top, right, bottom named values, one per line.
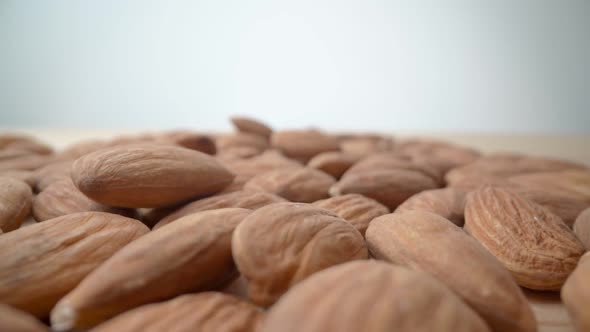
left=0, top=177, right=32, bottom=232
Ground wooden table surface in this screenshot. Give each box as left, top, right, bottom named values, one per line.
left=6, top=129, right=589, bottom=332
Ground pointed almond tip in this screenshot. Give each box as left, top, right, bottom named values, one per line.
left=50, top=301, right=76, bottom=332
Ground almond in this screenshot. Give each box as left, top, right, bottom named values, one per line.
left=573, top=207, right=590, bottom=249
left=51, top=208, right=251, bottom=330
left=0, top=177, right=32, bottom=232
left=366, top=210, right=536, bottom=332
left=515, top=188, right=590, bottom=227
left=231, top=116, right=273, bottom=139
left=156, top=130, right=216, bottom=154
left=464, top=187, right=585, bottom=290
left=395, top=188, right=466, bottom=226
left=330, top=169, right=438, bottom=209
left=312, top=193, right=389, bottom=235
left=216, top=133, right=269, bottom=155
left=32, top=161, right=72, bottom=192
left=509, top=170, right=590, bottom=203
left=32, top=179, right=134, bottom=222
left=243, top=167, right=336, bottom=203
left=0, top=212, right=148, bottom=317
left=0, top=303, right=49, bottom=332
left=271, top=130, right=340, bottom=162
left=561, top=252, right=590, bottom=332
left=0, top=151, right=53, bottom=171
left=153, top=190, right=286, bottom=229
left=0, top=170, right=36, bottom=187
left=219, top=150, right=302, bottom=180
left=232, top=202, right=367, bottom=306
left=307, top=152, right=360, bottom=178
left=343, top=153, right=442, bottom=184
left=339, top=136, right=394, bottom=157
left=91, top=292, right=263, bottom=332
left=71, top=144, right=235, bottom=208
left=258, top=260, right=491, bottom=332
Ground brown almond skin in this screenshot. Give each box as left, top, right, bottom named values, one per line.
left=331, top=169, right=438, bottom=210
left=156, top=130, right=216, bottom=154
left=366, top=211, right=536, bottom=332
left=395, top=188, right=466, bottom=226
left=91, top=292, right=263, bottom=332
left=153, top=190, right=286, bottom=229
left=515, top=188, right=590, bottom=227
left=220, top=150, right=302, bottom=179
left=561, top=252, right=590, bottom=332
left=271, top=130, right=340, bottom=162
left=0, top=304, right=49, bottom=332
left=33, top=179, right=134, bottom=222
left=313, top=193, right=389, bottom=236
left=0, top=170, right=36, bottom=187
left=244, top=167, right=336, bottom=203
left=573, top=207, right=590, bottom=249
left=464, top=187, right=586, bottom=290
left=232, top=202, right=368, bottom=306
left=0, top=212, right=149, bottom=318
left=32, top=161, right=72, bottom=192
left=343, top=153, right=443, bottom=185
left=51, top=208, right=251, bottom=331
left=509, top=170, right=590, bottom=204
left=231, top=116, right=273, bottom=139
left=216, top=133, right=269, bottom=154
left=71, top=144, right=235, bottom=208
left=0, top=152, right=53, bottom=171
left=307, top=152, right=360, bottom=178
left=259, top=261, right=491, bottom=332
left=0, top=176, right=32, bottom=232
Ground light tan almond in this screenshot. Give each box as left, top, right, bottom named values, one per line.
left=51, top=208, right=251, bottom=330
left=153, top=190, right=286, bottom=229
left=91, top=292, right=263, bottom=332
left=0, top=170, right=36, bottom=187
left=0, top=303, right=49, bottom=332
left=216, top=133, right=269, bottom=154
left=219, top=150, right=302, bottom=180
left=271, top=130, right=340, bottom=162
left=573, top=207, right=590, bottom=249
left=0, top=176, right=32, bottom=232
left=231, top=116, right=273, bottom=139
left=561, top=252, right=590, bottom=332
left=32, top=179, right=134, bottom=221
left=509, top=170, right=590, bottom=203
left=244, top=167, right=336, bottom=203
left=32, top=161, right=72, bottom=192
left=339, top=136, right=394, bottom=157
left=464, top=187, right=585, bottom=290
left=0, top=212, right=149, bottom=317
left=515, top=188, right=590, bottom=227
left=397, top=139, right=480, bottom=173
left=307, top=152, right=360, bottom=178
left=395, top=188, right=466, bottom=226
left=366, top=211, right=536, bottom=332
left=0, top=152, right=53, bottom=171
left=312, top=193, right=389, bottom=235
left=343, top=153, right=442, bottom=184
left=232, top=202, right=367, bottom=306
left=71, top=144, right=234, bottom=208
left=259, top=260, right=490, bottom=332
left=330, top=169, right=438, bottom=209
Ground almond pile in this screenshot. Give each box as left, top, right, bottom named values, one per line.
left=0, top=119, right=588, bottom=332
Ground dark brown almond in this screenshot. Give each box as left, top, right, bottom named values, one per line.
left=271, top=130, right=340, bottom=162
left=230, top=116, right=273, bottom=139
left=312, top=193, right=389, bottom=235
left=0, top=177, right=32, bottom=232
left=0, top=303, right=49, bottom=332
left=51, top=208, right=251, bottom=330
left=232, top=202, right=367, bottom=306
left=0, top=212, right=149, bottom=317
left=395, top=188, right=466, bottom=226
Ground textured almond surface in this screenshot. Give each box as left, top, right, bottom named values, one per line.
left=366, top=211, right=536, bottom=332
left=312, top=194, right=389, bottom=235
left=395, top=188, right=466, bottom=226
left=33, top=179, right=133, bottom=221
left=230, top=116, right=273, bottom=139
left=51, top=208, right=251, bottom=331
left=331, top=169, right=438, bottom=209
left=514, top=188, right=590, bottom=227
left=307, top=152, right=360, bottom=178
left=91, top=292, right=262, bottom=332
left=561, top=252, right=590, bottom=332
left=0, top=176, right=32, bottom=232
left=0, top=212, right=149, bottom=317
left=154, top=190, right=285, bottom=229
left=464, top=187, right=585, bottom=290
left=270, top=130, right=340, bottom=162
left=244, top=167, right=336, bottom=203
left=573, top=207, right=590, bottom=249
left=71, top=144, right=234, bottom=208
left=259, top=261, right=491, bottom=332
left=0, top=304, right=49, bottom=332
left=232, top=202, right=367, bottom=306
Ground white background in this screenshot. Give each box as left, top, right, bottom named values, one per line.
left=1, top=1, right=589, bottom=133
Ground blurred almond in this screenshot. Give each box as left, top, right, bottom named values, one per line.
left=0, top=304, right=49, bottom=332
left=231, top=116, right=273, bottom=139
left=157, top=130, right=216, bottom=154
left=561, top=252, right=590, bottom=332
left=32, top=161, right=72, bottom=192
left=271, top=130, right=340, bottom=162
left=313, top=193, right=389, bottom=235
left=0, top=170, right=36, bottom=187
left=509, top=170, right=590, bottom=203
left=216, top=133, right=269, bottom=155
left=573, top=207, right=590, bottom=249
left=307, top=151, right=360, bottom=178
left=0, top=177, right=32, bottom=232
left=343, top=153, right=442, bottom=184
left=395, top=188, right=465, bottom=226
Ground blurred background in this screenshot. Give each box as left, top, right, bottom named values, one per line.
left=1, top=0, right=589, bottom=133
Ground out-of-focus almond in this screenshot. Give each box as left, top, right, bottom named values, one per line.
left=0, top=212, right=149, bottom=317
left=244, top=167, right=335, bottom=203
left=573, top=207, right=590, bottom=249
left=343, top=153, right=442, bottom=184
left=515, top=188, right=590, bottom=227
left=330, top=169, right=438, bottom=209
left=91, top=292, right=263, bottom=332
left=0, top=152, right=53, bottom=171
left=258, top=260, right=491, bottom=332
left=0, top=177, right=32, bottom=232
left=216, top=133, right=269, bottom=154
left=561, top=252, right=590, bottom=332
left=32, top=161, right=72, bottom=192
left=157, top=130, right=216, bottom=154
left=307, top=152, right=360, bottom=178
left=395, top=188, right=466, bottom=226
left=339, top=136, right=394, bottom=157
left=271, top=130, right=340, bottom=162
left=312, top=193, right=389, bottom=235
left=232, top=202, right=367, bottom=306
left=509, top=170, right=590, bottom=203
left=219, top=150, right=302, bottom=180
left=0, top=170, right=36, bottom=187
left=464, top=187, right=585, bottom=290
left=231, top=116, right=273, bottom=139
left=0, top=304, right=49, bottom=332
left=366, top=210, right=536, bottom=332
left=71, top=144, right=234, bottom=208
left=51, top=208, right=250, bottom=330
